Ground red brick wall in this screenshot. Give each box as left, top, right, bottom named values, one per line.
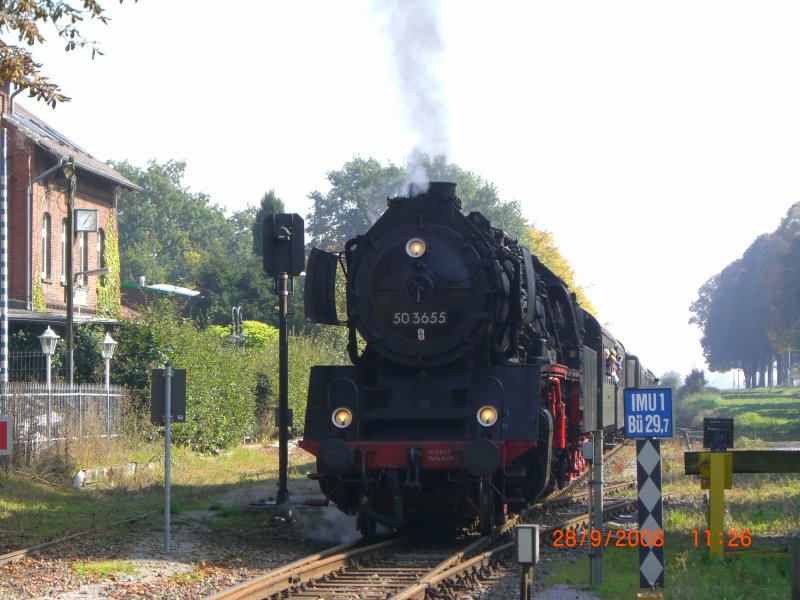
left=5, top=126, right=32, bottom=309
left=4, top=122, right=118, bottom=316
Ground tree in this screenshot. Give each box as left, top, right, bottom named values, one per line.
left=0, top=1, right=132, bottom=106
left=112, top=159, right=232, bottom=286
left=307, top=156, right=406, bottom=250
left=765, top=202, right=800, bottom=355
left=527, top=226, right=596, bottom=314
left=252, top=190, right=286, bottom=256
left=306, top=154, right=532, bottom=250
left=690, top=234, right=775, bottom=388
left=659, top=370, right=682, bottom=393
left=682, top=368, right=707, bottom=396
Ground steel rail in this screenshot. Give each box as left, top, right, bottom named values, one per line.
left=0, top=511, right=155, bottom=567
left=389, top=495, right=661, bottom=600
left=205, top=441, right=634, bottom=599
left=205, top=536, right=407, bottom=600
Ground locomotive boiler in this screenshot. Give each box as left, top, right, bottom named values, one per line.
left=299, top=181, right=651, bottom=535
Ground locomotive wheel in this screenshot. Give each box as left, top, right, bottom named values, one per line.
left=478, top=480, right=495, bottom=536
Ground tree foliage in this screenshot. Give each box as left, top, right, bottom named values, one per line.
left=307, top=154, right=533, bottom=250
left=112, top=160, right=283, bottom=325
left=113, top=300, right=256, bottom=451
left=252, top=190, right=285, bottom=257
left=526, top=226, right=595, bottom=315
left=112, top=160, right=230, bottom=285
left=690, top=201, right=800, bottom=387
left=307, top=156, right=406, bottom=250
left=0, top=1, right=133, bottom=107
left=682, top=368, right=708, bottom=396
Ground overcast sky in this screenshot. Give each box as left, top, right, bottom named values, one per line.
left=14, top=1, right=800, bottom=383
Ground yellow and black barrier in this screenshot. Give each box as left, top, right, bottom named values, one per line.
left=684, top=448, right=799, bottom=560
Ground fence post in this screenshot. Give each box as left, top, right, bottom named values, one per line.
left=792, top=532, right=799, bottom=600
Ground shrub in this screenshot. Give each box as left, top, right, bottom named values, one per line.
left=113, top=300, right=256, bottom=451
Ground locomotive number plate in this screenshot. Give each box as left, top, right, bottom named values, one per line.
left=391, top=311, right=447, bottom=326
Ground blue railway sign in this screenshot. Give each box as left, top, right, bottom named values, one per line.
left=624, top=388, right=673, bottom=438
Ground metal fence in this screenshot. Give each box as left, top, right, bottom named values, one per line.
left=0, top=382, right=124, bottom=460
left=9, top=351, right=46, bottom=382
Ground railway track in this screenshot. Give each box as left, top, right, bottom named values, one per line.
left=207, top=442, right=641, bottom=600
left=208, top=494, right=642, bottom=600
left=0, top=512, right=155, bottom=568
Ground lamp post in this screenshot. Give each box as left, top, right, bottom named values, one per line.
left=62, top=158, right=77, bottom=386
left=38, top=326, right=60, bottom=391
left=38, top=325, right=60, bottom=443
left=98, top=332, right=116, bottom=436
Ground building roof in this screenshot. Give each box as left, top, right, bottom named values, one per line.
left=121, top=281, right=202, bottom=298
left=4, top=103, right=140, bottom=190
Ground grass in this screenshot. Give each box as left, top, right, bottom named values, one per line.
left=74, top=560, right=139, bottom=579
left=546, top=386, right=800, bottom=599
left=676, top=387, right=800, bottom=439
left=548, top=539, right=793, bottom=599
left=0, top=439, right=315, bottom=553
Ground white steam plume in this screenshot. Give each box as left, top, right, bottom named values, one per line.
left=374, top=0, right=449, bottom=193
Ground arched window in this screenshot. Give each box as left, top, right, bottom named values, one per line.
left=41, top=213, right=51, bottom=279
left=98, top=228, right=106, bottom=269
left=60, top=219, right=67, bottom=282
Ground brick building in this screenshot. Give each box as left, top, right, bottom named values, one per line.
left=1, top=84, right=138, bottom=331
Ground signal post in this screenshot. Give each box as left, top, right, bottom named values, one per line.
left=263, top=214, right=304, bottom=515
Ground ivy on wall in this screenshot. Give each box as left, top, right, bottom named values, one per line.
left=96, top=213, right=121, bottom=318
left=33, top=267, right=46, bottom=312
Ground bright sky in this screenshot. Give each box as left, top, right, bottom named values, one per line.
left=18, top=1, right=800, bottom=383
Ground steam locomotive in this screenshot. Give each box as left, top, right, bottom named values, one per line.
left=299, top=182, right=655, bottom=535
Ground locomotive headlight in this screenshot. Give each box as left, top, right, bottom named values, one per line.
left=477, top=406, right=499, bottom=427
left=332, top=407, right=353, bottom=428
left=406, top=237, right=427, bottom=258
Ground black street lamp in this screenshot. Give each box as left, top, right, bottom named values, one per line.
left=62, top=158, right=76, bottom=385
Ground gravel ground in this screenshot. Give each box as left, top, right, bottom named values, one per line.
left=0, top=442, right=635, bottom=599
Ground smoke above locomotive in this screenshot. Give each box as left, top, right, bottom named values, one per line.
left=300, top=183, right=653, bottom=535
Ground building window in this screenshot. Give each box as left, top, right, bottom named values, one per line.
left=78, top=231, right=89, bottom=286
left=60, top=219, right=67, bottom=282
left=98, top=228, right=105, bottom=269
left=41, top=213, right=51, bottom=279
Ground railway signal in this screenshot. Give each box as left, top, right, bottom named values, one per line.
left=262, top=213, right=304, bottom=515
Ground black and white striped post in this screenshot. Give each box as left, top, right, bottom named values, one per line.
left=624, top=387, right=672, bottom=593
left=637, top=438, right=665, bottom=587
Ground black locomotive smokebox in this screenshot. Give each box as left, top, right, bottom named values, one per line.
left=317, top=439, right=355, bottom=478
left=462, top=439, right=501, bottom=477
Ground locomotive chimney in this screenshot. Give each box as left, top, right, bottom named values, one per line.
left=409, top=181, right=456, bottom=200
